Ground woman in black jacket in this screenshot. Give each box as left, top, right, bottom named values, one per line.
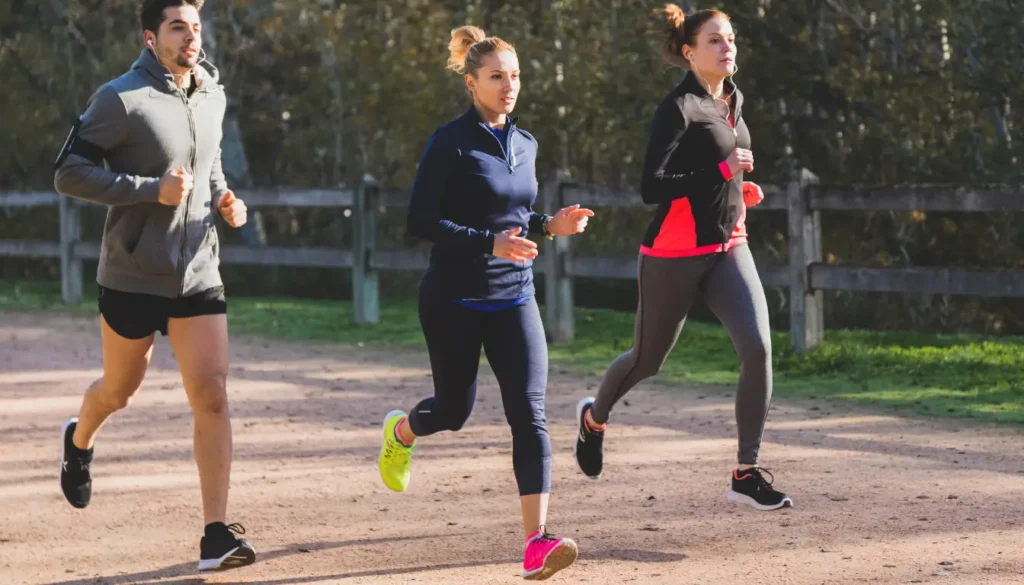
left=573, top=5, right=792, bottom=511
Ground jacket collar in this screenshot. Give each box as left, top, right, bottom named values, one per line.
left=678, top=69, right=743, bottom=112
left=131, top=48, right=221, bottom=94
left=463, top=105, right=518, bottom=132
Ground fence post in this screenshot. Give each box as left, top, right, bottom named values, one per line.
left=352, top=174, right=380, bottom=324
left=787, top=168, right=823, bottom=353
left=59, top=196, right=83, bottom=304
left=541, top=169, right=574, bottom=342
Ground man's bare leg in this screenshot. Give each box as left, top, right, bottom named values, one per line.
left=61, top=315, right=153, bottom=509
left=72, top=315, right=155, bottom=449
left=167, top=314, right=231, bottom=525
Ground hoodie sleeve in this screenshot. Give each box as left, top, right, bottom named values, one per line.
left=209, top=148, right=230, bottom=215
left=406, top=129, right=495, bottom=254
left=54, top=85, right=162, bottom=206
left=639, top=97, right=730, bottom=205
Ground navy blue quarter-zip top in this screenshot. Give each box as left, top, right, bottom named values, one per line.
left=407, top=107, right=548, bottom=301
left=486, top=122, right=517, bottom=174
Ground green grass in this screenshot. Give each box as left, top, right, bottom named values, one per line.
left=3, top=279, right=1022, bottom=425
left=559, top=309, right=1024, bottom=425
left=0, top=280, right=97, bottom=316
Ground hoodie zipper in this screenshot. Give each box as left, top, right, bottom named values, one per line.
left=483, top=122, right=516, bottom=174
left=177, top=86, right=198, bottom=296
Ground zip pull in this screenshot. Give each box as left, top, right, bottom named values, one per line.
left=508, top=131, right=516, bottom=174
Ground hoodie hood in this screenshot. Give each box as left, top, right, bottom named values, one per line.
left=131, top=48, right=221, bottom=93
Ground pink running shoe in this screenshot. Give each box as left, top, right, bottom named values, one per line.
left=522, top=528, right=578, bottom=580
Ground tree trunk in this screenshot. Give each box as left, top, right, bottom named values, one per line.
left=202, top=10, right=265, bottom=246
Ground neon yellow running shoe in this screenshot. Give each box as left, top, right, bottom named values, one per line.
left=378, top=410, right=414, bottom=492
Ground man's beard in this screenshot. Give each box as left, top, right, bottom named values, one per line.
left=176, top=55, right=198, bottom=69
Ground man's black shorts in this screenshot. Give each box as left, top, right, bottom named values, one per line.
left=98, top=286, right=227, bottom=340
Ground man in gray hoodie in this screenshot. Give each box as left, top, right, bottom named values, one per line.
left=54, top=0, right=256, bottom=571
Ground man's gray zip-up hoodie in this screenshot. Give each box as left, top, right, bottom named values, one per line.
left=54, top=49, right=229, bottom=299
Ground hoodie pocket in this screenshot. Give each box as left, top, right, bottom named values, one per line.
left=102, top=207, right=146, bottom=274
left=129, top=211, right=181, bottom=275
left=186, top=223, right=219, bottom=275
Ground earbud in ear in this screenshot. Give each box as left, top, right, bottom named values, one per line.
left=147, top=39, right=154, bottom=48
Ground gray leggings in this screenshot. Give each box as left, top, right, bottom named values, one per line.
left=591, top=244, right=773, bottom=465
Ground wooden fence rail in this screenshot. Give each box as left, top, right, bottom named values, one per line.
left=2, top=169, right=1022, bottom=352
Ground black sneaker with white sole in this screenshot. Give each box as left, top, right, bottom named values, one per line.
left=60, top=417, right=93, bottom=509
left=726, top=468, right=793, bottom=511
left=574, top=397, right=604, bottom=479
left=198, top=522, right=257, bottom=571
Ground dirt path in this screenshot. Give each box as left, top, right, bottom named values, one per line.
left=1, top=312, right=1022, bottom=585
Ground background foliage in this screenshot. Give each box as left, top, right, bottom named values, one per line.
left=2, top=0, right=1021, bottom=333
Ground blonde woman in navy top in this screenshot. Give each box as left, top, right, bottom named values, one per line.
left=377, top=25, right=594, bottom=581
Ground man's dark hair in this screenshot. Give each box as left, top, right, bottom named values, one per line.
left=140, top=0, right=204, bottom=34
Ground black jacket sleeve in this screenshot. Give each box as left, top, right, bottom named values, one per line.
left=639, top=97, right=729, bottom=205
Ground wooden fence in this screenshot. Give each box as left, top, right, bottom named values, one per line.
left=2, top=169, right=1022, bottom=352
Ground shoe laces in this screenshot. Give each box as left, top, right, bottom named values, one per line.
left=384, top=438, right=411, bottom=466
left=530, top=525, right=558, bottom=544
left=209, top=523, right=246, bottom=545
left=68, top=455, right=91, bottom=475
left=750, top=467, right=777, bottom=491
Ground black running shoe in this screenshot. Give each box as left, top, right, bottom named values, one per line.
left=727, top=468, right=793, bottom=511
left=574, top=397, right=604, bottom=479
left=198, top=523, right=257, bottom=571
left=60, top=417, right=92, bottom=509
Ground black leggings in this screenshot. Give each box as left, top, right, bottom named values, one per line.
left=408, top=295, right=552, bottom=496
left=591, top=244, right=773, bottom=465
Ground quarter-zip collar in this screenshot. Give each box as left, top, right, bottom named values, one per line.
left=464, top=106, right=518, bottom=173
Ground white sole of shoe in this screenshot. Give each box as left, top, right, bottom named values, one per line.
left=573, top=397, right=600, bottom=480
left=197, top=544, right=259, bottom=571
left=198, top=546, right=240, bottom=571
left=726, top=489, right=794, bottom=511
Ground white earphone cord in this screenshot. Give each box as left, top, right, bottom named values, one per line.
left=147, top=39, right=209, bottom=86
left=687, top=55, right=737, bottom=127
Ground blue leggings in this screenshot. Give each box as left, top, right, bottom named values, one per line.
left=408, top=295, right=552, bottom=496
